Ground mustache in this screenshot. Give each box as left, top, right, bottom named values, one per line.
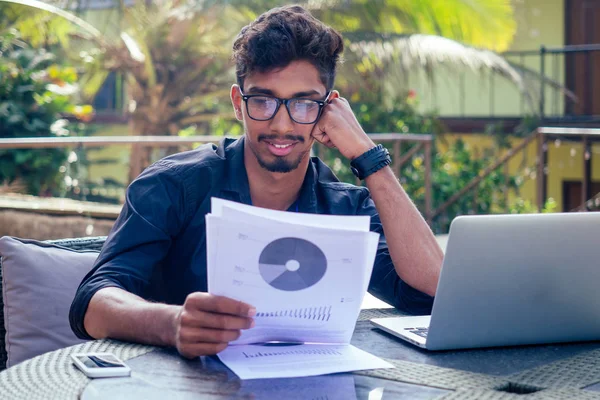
left=258, top=134, right=305, bottom=143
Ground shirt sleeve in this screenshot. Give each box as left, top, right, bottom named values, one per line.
left=69, top=160, right=188, bottom=339
left=357, top=189, right=435, bottom=315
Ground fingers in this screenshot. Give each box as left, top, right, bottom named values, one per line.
left=310, top=120, right=331, bottom=146
left=179, top=326, right=241, bottom=344
left=181, top=309, right=254, bottom=330
left=178, top=342, right=229, bottom=359
left=323, top=138, right=336, bottom=148
left=312, top=129, right=335, bottom=149
left=311, top=131, right=327, bottom=145
left=186, top=293, right=255, bottom=317
left=311, top=97, right=347, bottom=148
left=175, top=293, right=258, bottom=359
left=321, top=139, right=336, bottom=149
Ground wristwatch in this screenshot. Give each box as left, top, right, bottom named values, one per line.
left=350, top=144, right=392, bottom=180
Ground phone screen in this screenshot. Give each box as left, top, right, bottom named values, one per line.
left=75, top=354, right=125, bottom=369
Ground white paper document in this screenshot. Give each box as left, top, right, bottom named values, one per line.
left=217, top=343, right=390, bottom=380
left=206, top=198, right=394, bottom=379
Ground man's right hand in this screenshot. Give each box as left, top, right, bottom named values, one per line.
left=173, top=292, right=256, bottom=358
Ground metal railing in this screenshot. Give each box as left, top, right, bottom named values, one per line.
left=442, top=44, right=600, bottom=120
left=504, top=44, right=600, bottom=121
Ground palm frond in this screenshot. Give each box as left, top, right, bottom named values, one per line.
left=0, top=0, right=102, bottom=38
left=308, top=0, right=516, bottom=52
left=509, top=63, right=577, bottom=105
left=347, top=33, right=524, bottom=87
left=119, top=32, right=145, bottom=62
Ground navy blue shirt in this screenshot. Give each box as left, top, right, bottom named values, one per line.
left=69, top=137, right=434, bottom=339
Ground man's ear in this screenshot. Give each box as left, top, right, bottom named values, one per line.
left=328, top=90, right=340, bottom=101
left=231, top=84, right=243, bottom=121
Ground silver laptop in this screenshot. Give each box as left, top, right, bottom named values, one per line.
left=371, top=212, right=600, bottom=350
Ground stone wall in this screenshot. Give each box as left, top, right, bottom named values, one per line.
left=0, top=210, right=115, bottom=241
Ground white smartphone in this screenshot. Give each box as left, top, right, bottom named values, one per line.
left=71, top=352, right=131, bottom=378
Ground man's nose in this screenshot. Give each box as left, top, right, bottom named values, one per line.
left=269, top=103, right=295, bottom=133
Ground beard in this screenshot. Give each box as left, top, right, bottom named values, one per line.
left=256, top=156, right=301, bottom=173
left=252, top=133, right=310, bottom=173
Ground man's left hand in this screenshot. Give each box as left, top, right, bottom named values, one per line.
left=311, top=92, right=375, bottom=160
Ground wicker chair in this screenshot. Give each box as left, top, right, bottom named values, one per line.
left=0, top=236, right=107, bottom=371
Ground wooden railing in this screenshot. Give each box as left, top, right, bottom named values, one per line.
left=428, top=126, right=600, bottom=220
left=429, top=131, right=539, bottom=221
left=0, top=133, right=435, bottom=223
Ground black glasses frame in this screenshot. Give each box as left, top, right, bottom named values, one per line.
left=240, top=91, right=331, bottom=124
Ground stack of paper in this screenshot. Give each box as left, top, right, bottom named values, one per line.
left=206, top=198, right=393, bottom=379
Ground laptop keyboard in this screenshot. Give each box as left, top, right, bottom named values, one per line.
left=405, top=327, right=428, bottom=338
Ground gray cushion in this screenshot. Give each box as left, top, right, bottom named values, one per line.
left=0, top=237, right=102, bottom=368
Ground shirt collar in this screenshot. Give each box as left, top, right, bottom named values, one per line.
left=219, top=135, right=318, bottom=213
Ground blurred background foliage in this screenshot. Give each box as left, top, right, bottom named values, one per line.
left=0, top=0, right=555, bottom=232
left=0, top=28, right=92, bottom=195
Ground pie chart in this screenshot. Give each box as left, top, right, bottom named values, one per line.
left=258, top=238, right=327, bottom=291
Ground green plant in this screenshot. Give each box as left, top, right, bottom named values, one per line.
left=0, top=29, right=92, bottom=195
left=509, top=197, right=557, bottom=214
left=5, top=0, right=243, bottom=182
left=425, top=138, right=522, bottom=232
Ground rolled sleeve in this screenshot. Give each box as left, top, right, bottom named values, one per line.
left=357, top=191, right=434, bottom=314
left=69, top=160, right=187, bottom=339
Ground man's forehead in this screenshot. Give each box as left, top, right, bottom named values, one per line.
left=244, top=60, right=327, bottom=97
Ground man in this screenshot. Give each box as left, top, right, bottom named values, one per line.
left=70, top=5, right=443, bottom=359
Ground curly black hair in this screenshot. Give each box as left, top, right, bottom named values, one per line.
left=232, top=5, right=344, bottom=91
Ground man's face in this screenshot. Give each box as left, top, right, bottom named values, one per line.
left=231, top=60, right=328, bottom=173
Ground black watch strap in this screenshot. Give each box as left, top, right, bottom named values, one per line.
left=350, top=144, right=392, bottom=180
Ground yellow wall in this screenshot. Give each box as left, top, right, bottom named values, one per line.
left=545, top=139, right=600, bottom=209
left=80, top=8, right=122, bottom=39
left=438, top=134, right=600, bottom=210
left=413, top=0, right=565, bottom=117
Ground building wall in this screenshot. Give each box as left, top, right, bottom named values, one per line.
left=79, top=7, right=122, bottom=39
left=413, top=0, right=565, bottom=117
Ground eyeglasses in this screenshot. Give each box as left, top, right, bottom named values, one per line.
left=240, top=90, right=331, bottom=124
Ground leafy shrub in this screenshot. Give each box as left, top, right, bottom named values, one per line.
left=0, top=29, right=92, bottom=195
